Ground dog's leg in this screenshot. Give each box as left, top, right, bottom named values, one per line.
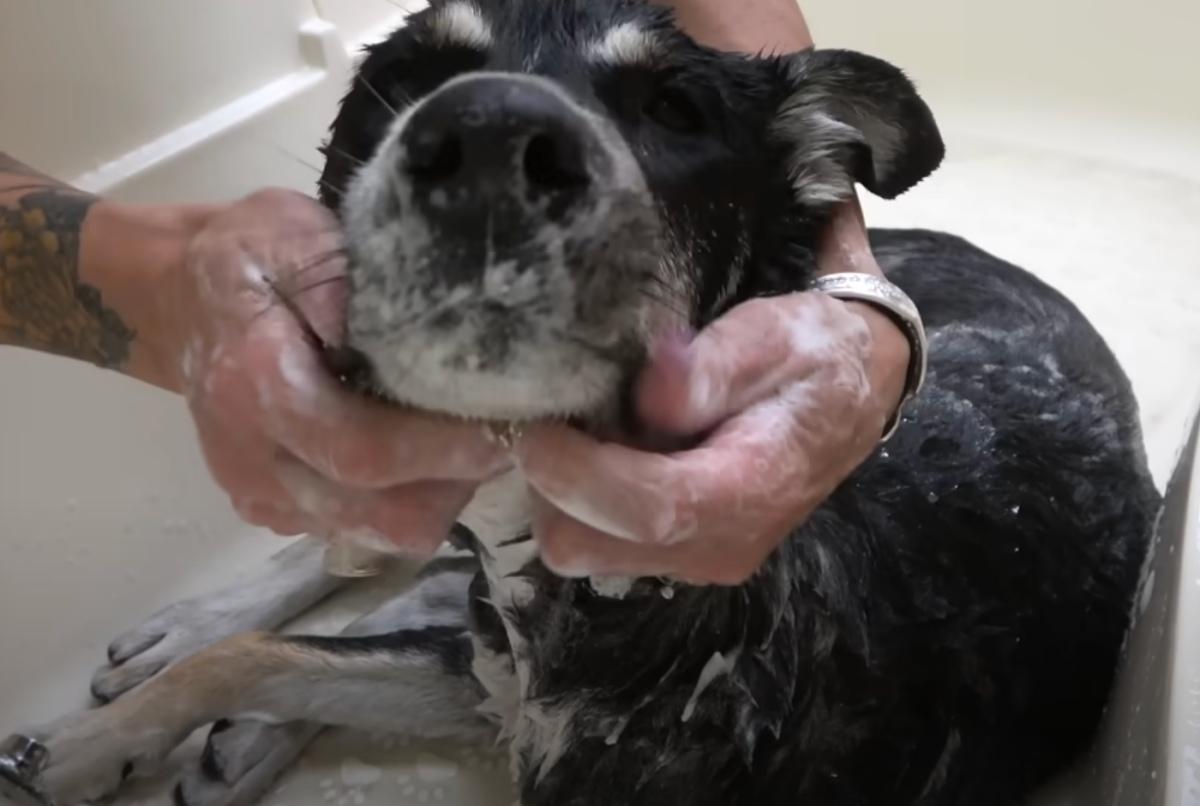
left=175, top=556, right=483, bottom=806
left=91, top=536, right=350, bottom=702
left=33, top=559, right=490, bottom=806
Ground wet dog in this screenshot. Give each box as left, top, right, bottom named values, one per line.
left=8, top=2, right=1160, bottom=805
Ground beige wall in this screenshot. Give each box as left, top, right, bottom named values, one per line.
left=4, top=0, right=1198, bottom=193
left=0, top=0, right=417, bottom=200
left=805, top=0, right=1200, bottom=180
left=807, top=0, right=1200, bottom=126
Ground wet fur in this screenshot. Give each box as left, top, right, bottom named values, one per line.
left=10, top=2, right=1159, bottom=806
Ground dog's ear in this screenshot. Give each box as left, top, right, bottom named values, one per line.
left=771, top=49, right=945, bottom=207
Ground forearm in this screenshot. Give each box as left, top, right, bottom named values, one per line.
left=0, top=152, right=204, bottom=390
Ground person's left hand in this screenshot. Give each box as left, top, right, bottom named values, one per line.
left=513, top=200, right=911, bottom=585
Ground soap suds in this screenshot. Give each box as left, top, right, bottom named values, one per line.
left=682, top=649, right=741, bottom=723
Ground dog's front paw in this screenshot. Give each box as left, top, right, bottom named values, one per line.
left=92, top=596, right=252, bottom=703
left=32, top=706, right=176, bottom=805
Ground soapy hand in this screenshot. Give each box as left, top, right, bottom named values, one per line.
left=169, top=190, right=507, bottom=549
left=515, top=199, right=911, bottom=585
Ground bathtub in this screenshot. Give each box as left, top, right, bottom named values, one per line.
left=1, top=1, right=1198, bottom=804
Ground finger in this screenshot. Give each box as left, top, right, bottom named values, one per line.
left=532, top=495, right=770, bottom=586
left=285, top=269, right=348, bottom=351
left=274, top=455, right=472, bottom=554
left=233, top=316, right=510, bottom=489
left=515, top=423, right=685, bottom=545
left=191, top=409, right=299, bottom=514
left=234, top=500, right=313, bottom=537
left=356, top=482, right=476, bottom=555
left=519, top=383, right=851, bottom=549
left=515, top=421, right=780, bottom=549
left=237, top=192, right=350, bottom=348
left=637, top=293, right=868, bottom=435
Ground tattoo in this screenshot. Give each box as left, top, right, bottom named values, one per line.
left=0, top=164, right=136, bottom=368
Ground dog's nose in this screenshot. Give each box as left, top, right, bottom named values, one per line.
left=400, top=75, right=594, bottom=212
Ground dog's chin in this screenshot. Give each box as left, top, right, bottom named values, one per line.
left=349, top=346, right=622, bottom=424
left=325, top=339, right=692, bottom=451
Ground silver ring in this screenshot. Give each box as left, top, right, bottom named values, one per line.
left=810, top=272, right=928, bottom=442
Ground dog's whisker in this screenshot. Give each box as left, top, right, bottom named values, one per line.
left=260, top=141, right=329, bottom=178
left=325, top=146, right=367, bottom=168
left=318, top=179, right=346, bottom=199
left=283, top=275, right=351, bottom=300
left=291, top=248, right=349, bottom=278
left=356, top=75, right=400, bottom=118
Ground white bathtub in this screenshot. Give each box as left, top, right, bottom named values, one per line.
left=1, top=2, right=1198, bottom=804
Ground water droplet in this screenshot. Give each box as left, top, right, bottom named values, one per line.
left=926, top=491, right=939, bottom=503
left=1010, top=504, right=1021, bottom=515
left=661, top=585, right=676, bottom=601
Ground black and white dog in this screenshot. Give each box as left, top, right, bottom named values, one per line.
left=10, top=2, right=1161, bottom=805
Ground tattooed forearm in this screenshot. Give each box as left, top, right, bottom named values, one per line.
left=0, top=152, right=135, bottom=368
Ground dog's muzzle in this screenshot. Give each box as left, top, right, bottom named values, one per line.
left=397, top=74, right=612, bottom=283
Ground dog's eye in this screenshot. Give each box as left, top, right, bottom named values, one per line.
left=644, top=88, right=704, bottom=134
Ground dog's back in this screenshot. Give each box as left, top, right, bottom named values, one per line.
left=492, top=227, right=1158, bottom=806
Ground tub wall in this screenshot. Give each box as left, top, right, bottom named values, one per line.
left=807, top=0, right=1200, bottom=181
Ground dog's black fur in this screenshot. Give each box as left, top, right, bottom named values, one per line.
left=10, top=3, right=1157, bottom=806
left=308, top=2, right=1161, bottom=805
left=306, top=2, right=1164, bottom=803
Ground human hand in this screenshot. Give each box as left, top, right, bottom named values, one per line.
left=514, top=199, right=911, bottom=584
left=134, top=190, right=508, bottom=549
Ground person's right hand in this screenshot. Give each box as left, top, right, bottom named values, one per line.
left=114, top=190, right=510, bottom=550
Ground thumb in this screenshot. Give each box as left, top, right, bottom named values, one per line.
left=637, top=294, right=836, bottom=435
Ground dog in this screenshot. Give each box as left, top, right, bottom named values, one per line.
left=7, top=1, right=1161, bottom=805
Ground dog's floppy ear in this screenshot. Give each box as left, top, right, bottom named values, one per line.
left=772, top=49, right=945, bottom=207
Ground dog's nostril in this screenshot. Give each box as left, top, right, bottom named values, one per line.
left=523, top=133, right=588, bottom=191
left=406, top=134, right=464, bottom=183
